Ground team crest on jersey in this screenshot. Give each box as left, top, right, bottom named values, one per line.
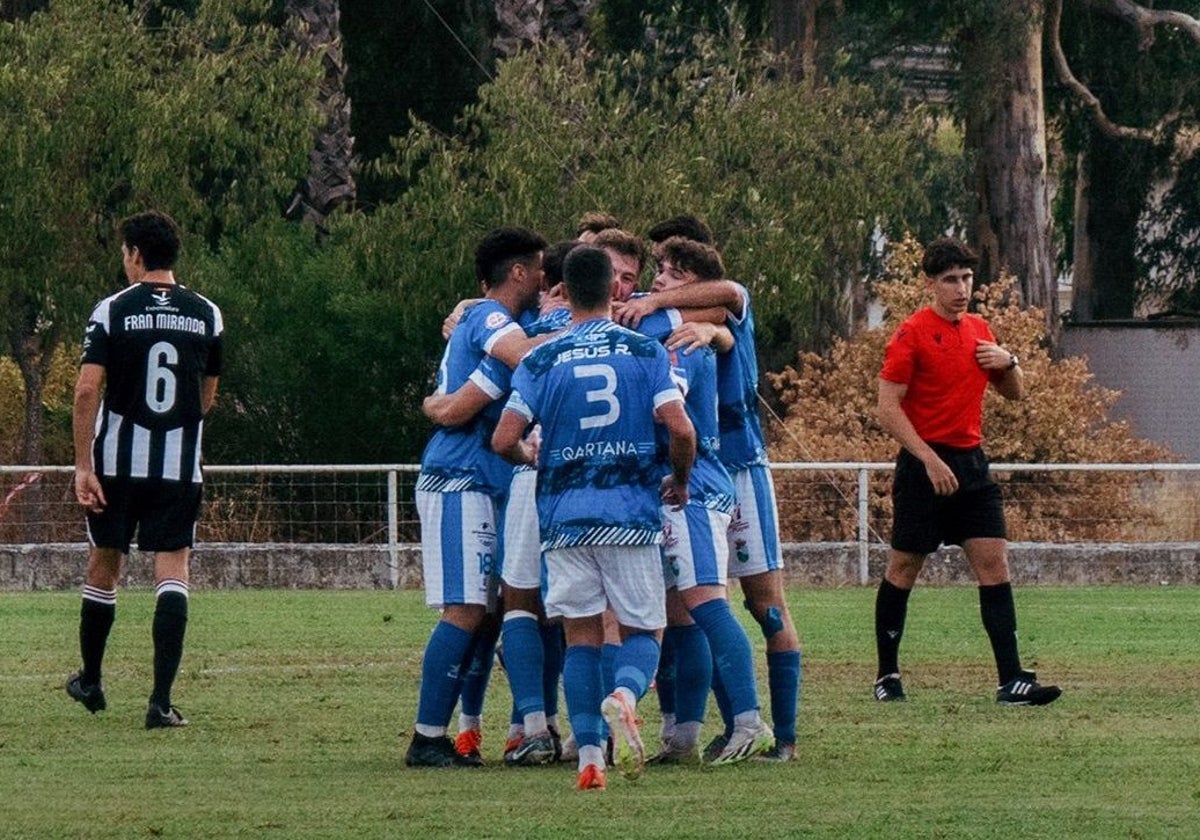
left=485, top=311, right=509, bottom=329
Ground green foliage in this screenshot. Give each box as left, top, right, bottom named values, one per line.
left=0, top=0, right=322, bottom=461
left=767, top=235, right=1173, bottom=541
left=0, top=347, right=74, bottom=464
left=189, top=216, right=430, bottom=464
left=376, top=33, right=966, bottom=373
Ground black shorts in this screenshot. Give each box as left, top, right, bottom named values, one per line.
left=86, top=477, right=203, bottom=553
left=890, top=445, right=1007, bottom=555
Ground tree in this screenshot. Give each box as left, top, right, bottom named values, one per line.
left=284, top=0, right=357, bottom=232
left=1047, top=0, right=1200, bottom=318
left=0, top=0, right=321, bottom=463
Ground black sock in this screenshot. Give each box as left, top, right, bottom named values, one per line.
left=151, top=584, right=189, bottom=709
left=979, top=582, right=1021, bottom=685
left=79, top=586, right=117, bottom=686
left=875, top=579, right=911, bottom=679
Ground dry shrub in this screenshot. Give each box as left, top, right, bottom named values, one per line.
left=765, top=235, right=1173, bottom=542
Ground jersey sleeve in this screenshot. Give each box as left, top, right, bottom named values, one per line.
left=469, top=355, right=511, bottom=401
left=879, top=324, right=916, bottom=385
left=635, top=307, right=683, bottom=342
left=478, top=305, right=523, bottom=357
left=79, top=302, right=110, bottom=367
left=650, top=345, right=685, bottom=410
left=505, top=364, right=538, bottom=422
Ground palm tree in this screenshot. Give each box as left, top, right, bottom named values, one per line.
left=493, top=0, right=591, bottom=58
left=284, top=0, right=356, bottom=232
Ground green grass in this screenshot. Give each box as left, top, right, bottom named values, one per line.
left=2, top=586, right=1199, bottom=839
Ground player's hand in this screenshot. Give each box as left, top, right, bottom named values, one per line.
left=523, top=426, right=541, bottom=467
left=923, top=456, right=958, bottom=496
left=974, top=339, right=1013, bottom=371
left=612, top=296, right=657, bottom=328
left=74, top=469, right=107, bottom=513
left=660, top=475, right=689, bottom=510
left=665, top=322, right=717, bottom=354
left=441, top=299, right=478, bottom=340
left=540, top=285, right=569, bottom=315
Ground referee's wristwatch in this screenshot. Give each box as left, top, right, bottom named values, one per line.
left=1005, top=353, right=1020, bottom=371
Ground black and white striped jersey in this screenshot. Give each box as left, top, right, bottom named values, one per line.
left=81, top=282, right=224, bottom=483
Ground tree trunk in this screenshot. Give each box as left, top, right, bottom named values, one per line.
left=962, top=0, right=1056, bottom=332
left=1070, top=150, right=1095, bottom=321
left=284, top=0, right=356, bottom=232
left=0, top=0, right=46, bottom=21
left=1074, top=133, right=1143, bottom=319
left=493, top=0, right=544, bottom=58
left=493, top=0, right=591, bottom=58
left=5, top=293, right=55, bottom=465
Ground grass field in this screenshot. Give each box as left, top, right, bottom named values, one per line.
left=2, top=585, right=1198, bottom=839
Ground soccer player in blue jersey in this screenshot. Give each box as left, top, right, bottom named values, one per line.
left=424, top=239, right=578, bottom=767
left=615, top=231, right=803, bottom=763
left=648, top=239, right=775, bottom=766
left=405, top=226, right=550, bottom=768
left=492, top=245, right=696, bottom=791
left=68, top=210, right=223, bottom=729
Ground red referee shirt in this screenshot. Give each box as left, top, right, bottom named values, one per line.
left=879, top=307, right=1004, bottom=449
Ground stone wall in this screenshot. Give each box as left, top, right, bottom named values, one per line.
left=4, top=541, right=1199, bottom=590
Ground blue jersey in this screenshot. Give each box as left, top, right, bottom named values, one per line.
left=717, top=283, right=769, bottom=469
left=505, top=318, right=684, bottom=550
left=665, top=345, right=735, bottom=513
left=525, top=304, right=572, bottom=337
left=418, top=299, right=521, bottom=497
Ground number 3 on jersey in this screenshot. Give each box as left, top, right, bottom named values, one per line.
left=146, top=340, right=179, bottom=414
left=574, top=363, right=620, bottom=429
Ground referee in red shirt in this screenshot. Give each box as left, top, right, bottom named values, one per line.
left=872, top=236, right=1061, bottom=706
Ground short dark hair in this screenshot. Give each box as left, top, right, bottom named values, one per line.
left=543, top=239, right=582, bottom=287
left=647, top=214, right=714, bottom=246
left=563, top=246, right=613, bottom=310
left=922, top=236, right=979, bottom=277
left=659, top=236, right=724, bottom=281
left=474, top=226, right=547, bottom=289
left=591, top=228, right=645, bottom=272
left=575, top=212, right=622, bottom=238
left=120, top=211, right=181, bottom=271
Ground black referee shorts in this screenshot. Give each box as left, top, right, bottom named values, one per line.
left=890, top=445, right=1007, bottom=555
left=86, top=477, right=203, bottom=554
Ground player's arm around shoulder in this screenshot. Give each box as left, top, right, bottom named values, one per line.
left=655, top=397, right=696, bottom=508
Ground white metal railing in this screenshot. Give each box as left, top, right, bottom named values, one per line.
left=5, top=462, right=1200, bottom=586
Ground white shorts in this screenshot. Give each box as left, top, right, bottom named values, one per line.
left=726, top=465, right=783, bottom=578
left=662, top=503, right=732, bottom=591
left=544, top=544, right=666, bottom=631
left=501, top=468, right=543, bottom=591
left=416, top=489, right=500, bottom=609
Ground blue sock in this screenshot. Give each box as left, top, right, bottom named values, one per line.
left=613, top=632, right=660, bottom=701
left=563, top=645, right=604, bottom=748
left=540, top=622, right=565, bottom=718
left=501, top=613, right=545, bottom=720
left=656, top=627, right=680, bottom=718
left=669, top=623, right=712, bottom=725
left=600, top=642, right=619, bottom=696
left=459, top=620, right=499, bottom=719
left=416, top=621, right=473, bottom=729
left=691, top=599, right=759, bottom=716
left=710, top=657, right=734, bottom=735
left=767, top=649, right=802, bottom=745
